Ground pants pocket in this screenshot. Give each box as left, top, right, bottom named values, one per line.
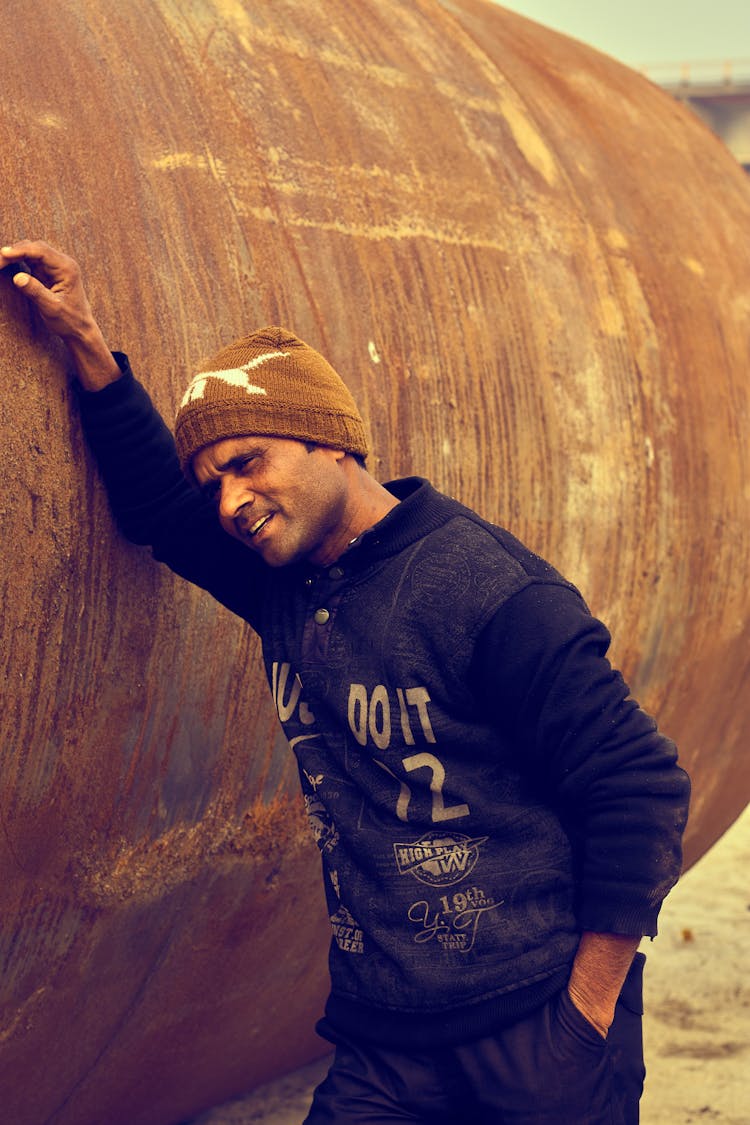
left=607, top=953, right=646, bottom=1125
left=619, top=950, right=645, bottom=1015
left=556, top=987, right=609, bottom=1051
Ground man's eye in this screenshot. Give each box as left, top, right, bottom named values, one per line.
left=238, top=455, right=258, bottom=474
left=202, top=480, right=221, bottom=503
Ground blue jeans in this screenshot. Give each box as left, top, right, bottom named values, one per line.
left=304, top=953, right=645, bottom=1124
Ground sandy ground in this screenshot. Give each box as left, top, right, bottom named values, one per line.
left=193, top=805, right=750, bottom=1125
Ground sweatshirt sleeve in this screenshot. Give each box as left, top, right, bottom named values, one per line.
left=472, top=580, right=690, bottom=938
left=76, top=352, right=268, bottom=624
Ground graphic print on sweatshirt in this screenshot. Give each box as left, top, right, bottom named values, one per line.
left=347, top=681, right=472, bottom=826
left=304, top=789, right=339, bottom=854
left=329, top=902, right=365, bottom=955
left=326, top=870, right=366, bottom=955
left=394, top=833, right=502, bottom=954
left=271, top=661, right=319, bottom=751
left=272, top=661, right=474, bottom=834
left=406, top=886, right=503, bottom=953
left=271, top=660, right=511, bottom=963
left=272, top=662, right=339, bottom=853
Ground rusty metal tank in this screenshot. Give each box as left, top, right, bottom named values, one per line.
left=1, top=1, right=748, bottom=1122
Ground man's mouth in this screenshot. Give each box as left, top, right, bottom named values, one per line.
left=244, top=512, right=273, bottom=539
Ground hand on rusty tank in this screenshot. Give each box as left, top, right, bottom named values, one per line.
left=1, top=239, right=93, bottom=339
left=0, top=239, right=120, bottom=390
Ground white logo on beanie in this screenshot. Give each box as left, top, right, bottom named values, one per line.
left=180, top=350, right=290, bottom=407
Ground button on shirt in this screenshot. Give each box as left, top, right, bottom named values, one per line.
left=300, top=563, right=347, bottom=661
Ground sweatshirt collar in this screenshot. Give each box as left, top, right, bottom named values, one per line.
left=333, top=477, right=460, bottom=572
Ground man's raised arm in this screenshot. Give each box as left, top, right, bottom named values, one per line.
left=1, top=238, right=265, bottom=621
left=1, top=239, right=120, bottom=390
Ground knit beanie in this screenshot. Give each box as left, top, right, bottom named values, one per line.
left=174, top=326, right=369, bottom=472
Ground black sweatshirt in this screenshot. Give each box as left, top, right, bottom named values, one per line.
left=77, top=355, right=690, bottom=1047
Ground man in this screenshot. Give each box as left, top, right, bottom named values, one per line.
left=2, top=240, right=690, bottom=1124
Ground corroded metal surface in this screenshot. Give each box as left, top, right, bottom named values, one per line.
left=1, top=1, right=748, bottom=1123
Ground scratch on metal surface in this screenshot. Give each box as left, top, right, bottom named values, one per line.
left=208, top=0, right=562, bottom=188
left=151, top=152, right=227, bottom=179
left=0, top=987, right=47, bottom=1045
left=236, top=204, right=512, bottom=251
left=494, top=92, right=559, bottom=185
left=605, top=228, right=630, bottom=251
left=596, top=294, right=627, bottom=337
left=74, top=795, right=307, bottom=906
left=35, top=112, right=65, bottom=129
left=207, top=8, right=413, bottom=88
left=681, top=257, right=706, bottom=278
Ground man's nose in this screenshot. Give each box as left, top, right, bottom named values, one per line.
left=218, top=475, right=252, bottom=520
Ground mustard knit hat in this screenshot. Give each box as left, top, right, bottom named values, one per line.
left=175, top=327, right=368, bottom=471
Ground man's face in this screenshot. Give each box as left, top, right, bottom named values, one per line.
left=191, top=434, right=350, bottom=567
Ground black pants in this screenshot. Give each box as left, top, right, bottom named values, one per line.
left=304, top=953, right=645, bottom=1125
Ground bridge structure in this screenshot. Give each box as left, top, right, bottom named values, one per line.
left=641, top=59, right=750, bottom=170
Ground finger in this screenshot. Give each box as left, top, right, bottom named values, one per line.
left=0, top=246, right=23, bottom=271
left=1, top=243, right=23, bottom=264
left=11, top=270, right=63, bottom=314
left=2, top=239, right=59, bottom=263
left=1, top=240, right=77, bottom=287
left=17, top=249, right=84, bottom=308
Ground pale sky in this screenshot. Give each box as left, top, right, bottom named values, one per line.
left=497, top=0, right=749, bottom=68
